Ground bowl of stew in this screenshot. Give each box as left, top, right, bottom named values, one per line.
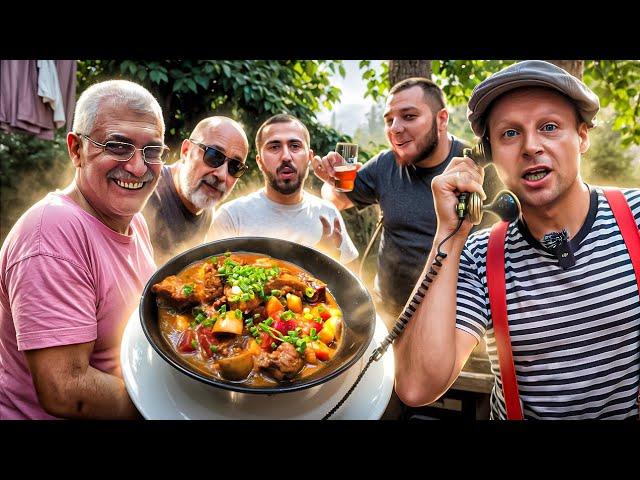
left=139, top=237, right=376, bottom=394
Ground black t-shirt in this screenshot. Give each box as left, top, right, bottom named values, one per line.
left=346, top=136, right=469, bottom=313
left=142, top=164, right=213, bottom=266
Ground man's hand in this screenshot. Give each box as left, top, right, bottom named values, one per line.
left=431, top=156, right=486, bottom=238
left=312, top=153, right=362, bottom=186
left=317, top=215, right=342, bottom=259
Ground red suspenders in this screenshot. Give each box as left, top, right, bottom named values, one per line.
left=486, top=189, right=639, bottom=420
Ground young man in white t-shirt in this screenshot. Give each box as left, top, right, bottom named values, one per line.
left=209, top=114, right=358, bottom=265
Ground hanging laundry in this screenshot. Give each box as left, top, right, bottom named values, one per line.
left=0, top=60, right=77, bottom=140
left=37, top=60, right=66, bottom=128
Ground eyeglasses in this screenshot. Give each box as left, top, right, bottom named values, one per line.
left=77, top=133, right=169, bottom=165
left=188, top=139, right=249, bottom=178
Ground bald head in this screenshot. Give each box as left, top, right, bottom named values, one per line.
left=191, top=116, right=249, bottom=151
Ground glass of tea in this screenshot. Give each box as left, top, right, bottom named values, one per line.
left=334, top=142, right=358, bottom=192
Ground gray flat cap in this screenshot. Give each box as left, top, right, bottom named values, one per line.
left=467, top=60, right=600, bottom=137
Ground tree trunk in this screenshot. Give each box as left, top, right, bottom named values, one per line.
left=548, top=60, right=584, bottom=80
left=388, top=60, right=432, bottom=86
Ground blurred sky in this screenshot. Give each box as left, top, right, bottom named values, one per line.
left=317, top=60, right=384, bottom=136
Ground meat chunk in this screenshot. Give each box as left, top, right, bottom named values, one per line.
left=152, top=262, right=224, bottom=310
left=196, top=262, right=224, bottom=303
left=152, top=275, right=199, bottom=310
left=255, top=342, right=304, bottom=381
left=265, top=272, right=326, bottom=303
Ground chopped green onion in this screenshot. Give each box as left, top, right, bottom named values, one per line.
left=191, top=339, right=198, bottom=349
left=182, top=284, right=194, bottom=296
left=210, top=344, right=218, bottom=352
left=235, top=309, right=242, bottom=319
left=305, top=287, right=314, bottom=298
left=271, top=289, right=282, bottom=297
left=271, top=342, right=277, bottom=349
left=310, top=328, right=316, bottom=337
left=219, top=305, right=227, bottom=314
left=265, top=317, right=273, bottom=326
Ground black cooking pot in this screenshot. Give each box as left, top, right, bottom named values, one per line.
left=139, top=237, right=376, bottom=394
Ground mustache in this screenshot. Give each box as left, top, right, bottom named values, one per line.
left=107, top=167, right=155, bottom=183
left=200, top=175, right=226, bottom=193
left=277, top=162, right=297, bottom=175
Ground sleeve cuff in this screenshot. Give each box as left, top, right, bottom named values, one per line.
left=17, top=324, right=97, bottom=351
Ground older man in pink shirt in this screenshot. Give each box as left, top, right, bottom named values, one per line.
left=0, top=80, right=167, bottom=419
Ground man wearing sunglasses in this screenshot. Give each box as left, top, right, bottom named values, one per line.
left=209, top=114, right=358, bottom=265
left=143, top=116, right=249, bottom=265
left=0, top=80, right=163, bottom=419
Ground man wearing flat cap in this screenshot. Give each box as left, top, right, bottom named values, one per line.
left=393, top=60, right=640, bottom=419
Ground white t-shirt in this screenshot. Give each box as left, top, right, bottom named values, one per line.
left=208, top=189, right=359, bottom=265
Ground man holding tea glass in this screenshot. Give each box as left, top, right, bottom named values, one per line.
left=313, top=77, right=472, bottom=326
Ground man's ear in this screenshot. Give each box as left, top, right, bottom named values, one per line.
left=437, top=108, right=449, bottom=132
left=308, top=148, right=314, bottom=164
left=67, top=132, right=83, bottom=168
left=578, top=123, right=590, bottom=154
left=180, top=139, right=192, bottom=161
left=256, top=153, right=265, bottom=173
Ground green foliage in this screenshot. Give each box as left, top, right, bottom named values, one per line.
left=0, top=130, right=73, bottom=242
left=433, top=60, right=516, bottom=106
left=358, top=60, right=389, bottom=103
left=582, top=107, right=640, bottom=183
left=583, top=61, right=640, bottom=147
left=0, top=130, right=67, bottom=189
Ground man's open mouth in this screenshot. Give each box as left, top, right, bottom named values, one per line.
left=522, top=167, right=550, bottom=181
left=113, top=179, right=145, bottom=190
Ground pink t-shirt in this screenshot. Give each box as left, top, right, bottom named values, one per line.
left=0, top=192, right=156, bottom=419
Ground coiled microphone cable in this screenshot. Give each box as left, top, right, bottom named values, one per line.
left=323, top=217, right=464, bottom=420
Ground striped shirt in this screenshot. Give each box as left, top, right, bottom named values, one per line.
left=456, top=186, right=640, bottom=419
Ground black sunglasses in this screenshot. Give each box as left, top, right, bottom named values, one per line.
left=189, top=140, right=249, bottom=178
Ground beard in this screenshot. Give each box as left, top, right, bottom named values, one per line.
left=409, top=118, right=439, bottom=165
left=179, top=166, right=227, bottom=211
left=265, top=161, right=308, bottom=195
